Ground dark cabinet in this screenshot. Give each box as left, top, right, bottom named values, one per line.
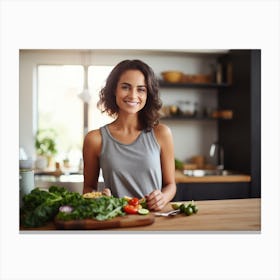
left=218, top=50, right=261, bottom=198
left=173, top=182, right=251, bottom=201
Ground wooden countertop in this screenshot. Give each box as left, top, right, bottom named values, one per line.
left=34, top=170, right=251, bottom=184
left=175, top=170, right=251, bottom=183
left=20, top=198, right=260, bottom=232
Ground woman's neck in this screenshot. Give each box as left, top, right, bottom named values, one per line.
left=112, top=114, right=141, bottom=132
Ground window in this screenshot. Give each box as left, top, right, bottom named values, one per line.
left=88, top=66, right=114, bottom=130
left=37, top=65, right=114, bottom=170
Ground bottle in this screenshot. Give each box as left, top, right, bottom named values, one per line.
left=227, top=63, right=233, bottom=85
left=216, top=63, right=223, bottom=84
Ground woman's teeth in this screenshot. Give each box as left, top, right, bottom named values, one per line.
left=125, top=101, right=139, bottom=106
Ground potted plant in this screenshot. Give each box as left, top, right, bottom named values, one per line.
left=35, top=129, right=58, bottom=169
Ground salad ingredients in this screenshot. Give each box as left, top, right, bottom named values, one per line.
left=56, top=195, right=127, bottom=221
left=83, top=192, right=103, bottom=199
left=128, top=197, right=139, bottom=206
left=123, top=204, right=139, bottom=214
left=20, top=186, right=128, bottom=227
left=171, top=203, right=181, bottom=210
left=139, top=197, right=147, bottom=209
left=172, top=200, right=198, bottom=216
left=138, top=208, right=149, bottom=215
left=59, top=205, right=73, bottom=213
left=123, top=197, right=149, bottom=215
left=184, top=205, right=193, bottom=216
left=20, top=186, right=82, bottom=227
left=191, top=204, right=199, bottom=214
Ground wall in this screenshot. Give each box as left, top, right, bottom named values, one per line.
left=19, top=49, right=222, bottom=163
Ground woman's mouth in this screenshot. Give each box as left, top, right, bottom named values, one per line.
left=124, top=100, right=140, bottom=107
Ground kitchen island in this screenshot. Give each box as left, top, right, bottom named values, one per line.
left=20, top=198, right=260, bottom=232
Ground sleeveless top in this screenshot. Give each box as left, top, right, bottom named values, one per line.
left=99, top=125, right=162, bottom=198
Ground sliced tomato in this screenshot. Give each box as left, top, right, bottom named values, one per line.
left=128, top=197, right=139, bottom=206
left=123, top=204, right=138, bottom=214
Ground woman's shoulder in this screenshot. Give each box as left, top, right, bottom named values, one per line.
left=84, top=128, right=102, bottom=147
left=153, top=123, right=173, bottom=144
left=153, top=123, right=172, bottom=136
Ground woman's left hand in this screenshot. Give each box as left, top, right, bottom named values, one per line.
left=145, top=190, right=167, bottom=211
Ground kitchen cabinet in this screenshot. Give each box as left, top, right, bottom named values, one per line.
left=173, top=182, right=250, bottom=201
left=160, top=50, right=261, bottom=201
left=217, top=50, right=261, bottom=198
left=173, top=170, right=251, bottom=201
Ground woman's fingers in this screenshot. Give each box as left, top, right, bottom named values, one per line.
left=146, top=190, right=166, bottom=211
left=102, top=188, right=112, bottom=196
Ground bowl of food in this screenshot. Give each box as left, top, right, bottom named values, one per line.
left=161, top=71, right=183, bottom=83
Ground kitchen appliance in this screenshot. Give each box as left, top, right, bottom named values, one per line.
left=209, top=141, right=224, bottom=170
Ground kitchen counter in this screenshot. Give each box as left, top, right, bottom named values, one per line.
left=35, top=170, right=251, bottom=191
left=20, top=198, right=260, bottom=231
left=175, top=170, right=251, bottom=183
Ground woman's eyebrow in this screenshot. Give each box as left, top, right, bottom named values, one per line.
left=120, top=82, right=146, bottom=88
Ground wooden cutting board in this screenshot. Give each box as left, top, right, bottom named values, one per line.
left=54, top=213, right=155, bottom=230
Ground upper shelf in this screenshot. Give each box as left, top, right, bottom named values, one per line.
left=158, top=80, right=230, bottom=89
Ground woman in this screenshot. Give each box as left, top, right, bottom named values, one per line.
left=83, top=59, right=176, bottom=211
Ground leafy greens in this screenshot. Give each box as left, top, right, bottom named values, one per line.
left=20, top=186, right=127, bottom=228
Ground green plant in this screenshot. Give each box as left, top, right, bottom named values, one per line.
left=35, top=129, right=58, bottom=157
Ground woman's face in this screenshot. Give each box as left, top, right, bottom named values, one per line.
left=115, top=70, right=147, bottom=115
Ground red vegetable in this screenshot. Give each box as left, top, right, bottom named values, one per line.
left=123, top=204, right=139, bottom=214
left=128, top=197, right=139, bottom=206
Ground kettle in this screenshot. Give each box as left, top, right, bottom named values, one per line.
left=209, top=141, right=224, bottom=170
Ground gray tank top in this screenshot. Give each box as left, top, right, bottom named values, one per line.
left=99, top=125, right=162, bottom=198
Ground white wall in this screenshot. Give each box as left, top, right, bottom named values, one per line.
left=19, top=49, right=221, bottom=163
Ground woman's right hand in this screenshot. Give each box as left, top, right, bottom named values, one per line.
left=102, top=188, right=112, bottom=196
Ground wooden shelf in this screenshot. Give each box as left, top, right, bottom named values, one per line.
left=159, top=80, right=230, bottom=89
left=160, top=116, right=232, bottom=121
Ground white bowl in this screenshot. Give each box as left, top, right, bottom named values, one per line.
left=19, top=159, right=33, bottom=169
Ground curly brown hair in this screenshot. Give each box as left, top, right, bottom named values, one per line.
left=97, top=59, right=162, bottom=131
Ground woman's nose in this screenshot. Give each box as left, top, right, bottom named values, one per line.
left=128, top=87, right=138, bottom=97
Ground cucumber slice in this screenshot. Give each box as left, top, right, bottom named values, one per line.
left=138, top=208, right=149, bottom=215
left=171, top=203, right=181, bottom=210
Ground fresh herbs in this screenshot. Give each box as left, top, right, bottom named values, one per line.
left=56, top=196, right=127, bottom=221
left=20, top=186, right=128, bottom=227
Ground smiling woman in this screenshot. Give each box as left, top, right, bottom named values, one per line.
left=97, top=59, right=162, bottom=131
left=83, top=59, right=177, bottom=211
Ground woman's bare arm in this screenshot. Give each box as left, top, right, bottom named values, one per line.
left=146, top=123, right=176, bottom=211
left=82, top=129, right=102, bottom=194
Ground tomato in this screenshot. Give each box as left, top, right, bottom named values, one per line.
left=128, top=197, right=139, bottom=206
left=123, top=204, right=138, bottom=214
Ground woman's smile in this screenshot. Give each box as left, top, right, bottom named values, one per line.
left=116, top=70, right=147, bottom=114
left=124, top=100, right=141, bottom=107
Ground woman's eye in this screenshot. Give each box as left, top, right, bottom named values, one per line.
left=138, top=87, right=147, bottom=93
left=121, top=85, right=130, bottom=90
